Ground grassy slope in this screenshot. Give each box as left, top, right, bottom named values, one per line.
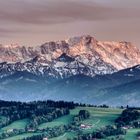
left=1, top=107, right=139, bottom=140
left=39, top=107, right=122, bottom=130
left=50, top=107, right=122, bottom=140
left=71, top=107, right=122, bottom=133
left=124, top=129, right=140, bottom=140
left=0, top=119, right=29, bottom=133
left=50, top=132, right=76, bottom=140
left=1, top=107, right=124, bottom=140
left=38, top=114, right=73, bottom=129
left=3, top=133, right=42, bottom=140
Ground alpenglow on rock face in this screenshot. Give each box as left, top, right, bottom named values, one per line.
left=0, top=35, right=140, bottom=78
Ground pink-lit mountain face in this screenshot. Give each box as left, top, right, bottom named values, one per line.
left=0, top=35, right=140, bottom=69
left=0, top=35, right=140, bottom=78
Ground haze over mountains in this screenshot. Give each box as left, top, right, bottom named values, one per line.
left=0, top=35, right=140, bottom=106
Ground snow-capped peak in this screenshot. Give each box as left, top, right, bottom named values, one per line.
left=0, top=35, right=140, bottom=79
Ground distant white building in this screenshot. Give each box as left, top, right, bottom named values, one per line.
left=43, top=137, right=48, bottom=140
left=28, top=129, right=35, bottom=132
left=7, top=129, right=14, bottom=133
left=80, top=124, right=92, bottom=129
left=122, top=126, right=128, bottom=130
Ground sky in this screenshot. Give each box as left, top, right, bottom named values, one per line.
left=0, top=0, right=140, bottom=47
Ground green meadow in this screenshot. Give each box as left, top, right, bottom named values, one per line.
left=0, top=107, right=140, bottom=140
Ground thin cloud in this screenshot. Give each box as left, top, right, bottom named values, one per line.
left=0, top=0, right=139, bottom=47
left=0, top=0, right=116, bottom=25
left=0, top=0, right=139, bottom=25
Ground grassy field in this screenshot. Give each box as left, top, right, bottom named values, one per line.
left=2, top=107, right=140, bottom=140
left=124, top=129, right=140, bottom=140
left=50, top=132, right=76, bottom=140
left=0, top=119, right=29, bottom=133
left=4, top=132, right=42, bottom=140
left=71, top=107, right=122, bottom=133
left=39, top=107, right=123, bottom=139
left=38, top=107, right=122, bottom=131
left=38, top=114, right=73, bottom=129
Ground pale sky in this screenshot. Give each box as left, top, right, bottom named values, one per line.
left=0, top=0, right=140, bottom=47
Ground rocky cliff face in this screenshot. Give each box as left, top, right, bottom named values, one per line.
left=0, top=35, right=140, bottom=78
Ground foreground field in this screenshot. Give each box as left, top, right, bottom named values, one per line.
left=49, top=107, right=123, bottom=140
left=1, top=119, right=29, bottom=132
left=1, top=106, right=140, bottom=140
left=0, top=107, right=121, bottom=139
left=124, top=129, right=140, bottom=140
left=38, top=114, right=73, bottom=129
left=4, top=133, right=43, bottom=140
left=71, top=107, right=122, bottom=132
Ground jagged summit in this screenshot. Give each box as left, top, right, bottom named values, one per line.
left=0, top=35, right=140, bottom=79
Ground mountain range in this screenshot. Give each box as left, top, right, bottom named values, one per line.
left=0, top=35, right=140, bottom=106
